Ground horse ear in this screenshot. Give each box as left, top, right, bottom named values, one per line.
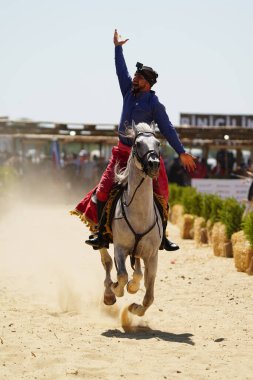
left=150, top=121, right=156, bottom=133
left=132, top=120, right=138, bottom=136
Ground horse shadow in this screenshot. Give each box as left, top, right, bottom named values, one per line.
left=102, top=326, right=195, bottom=345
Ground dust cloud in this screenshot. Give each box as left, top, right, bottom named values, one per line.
left=0, top=172, right=153, bottom=331
left=0, top=174, right=121, bottom=322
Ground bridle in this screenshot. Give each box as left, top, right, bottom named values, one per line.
left=124, top=131, right=161, bottom=207
left=132, top=132, right=160, bottom=175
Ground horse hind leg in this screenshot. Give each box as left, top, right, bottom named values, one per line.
left=100, top=248, right=116, bottom=305
left=129, top=254, right=158, bottom=317
left=127, top=258, right=143, bottom=294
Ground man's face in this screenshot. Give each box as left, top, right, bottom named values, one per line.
left=132, top=73, right=150, bottom=92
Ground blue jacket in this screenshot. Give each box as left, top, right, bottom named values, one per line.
left=115, top=45, right=185, bottom=155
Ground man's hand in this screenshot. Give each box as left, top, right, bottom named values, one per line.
left=179, top=152, right=197, bottom=172
left=113, top=29, right=129, bottom=46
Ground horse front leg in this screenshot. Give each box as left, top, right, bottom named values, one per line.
left=129, top=253, right=158, bottom=317
left=111, top=246, right=128, bottom=298
left=100, top=248, right=116, bottom=305
left=127, top=258, right=143, bottom=294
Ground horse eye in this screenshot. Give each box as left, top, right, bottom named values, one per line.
left=157, top=141, right=161, bottom=147
left=136, top=141, right=141, bottom=148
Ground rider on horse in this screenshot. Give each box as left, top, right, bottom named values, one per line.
left=85, top=29, right=196, bottom=251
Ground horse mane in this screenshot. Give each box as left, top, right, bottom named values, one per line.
left=115, top=123, right=155, bottom=185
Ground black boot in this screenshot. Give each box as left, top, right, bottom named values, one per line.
left=154, top=198, right=180, bottom=251
left=159, top=219, right=180, bottom=251
left=85, top=200, right=109, bottom=249
left=162, top=236, right=179, bottom=251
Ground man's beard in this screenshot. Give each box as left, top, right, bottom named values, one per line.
left=131, top=84, right=140, bottom=95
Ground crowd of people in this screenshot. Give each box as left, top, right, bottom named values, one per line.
left=0, top=150, right=108, bottom=204
left=0, top=147, right=252, bottom=193
left=165, top=149, right=253, bottom=187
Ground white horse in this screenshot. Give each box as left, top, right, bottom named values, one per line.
left=100, top=122, right=163, bottom=317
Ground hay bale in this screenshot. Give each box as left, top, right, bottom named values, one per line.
left=206, top=219, right=214, bottom=245
left=212, top=222, right=232, bottom=257
left=200, top=227, right=208, bottom=244
left=170, top=204, right=184, bottom=225
left=223, top=241, right=233, bottom=258
left=179, top=214, right=195, bottom=239
left=246, top=257, right=253, bottom=276
left=231, top=231, right=253, bottom=274
left=193, top=217, right=207, bottom=246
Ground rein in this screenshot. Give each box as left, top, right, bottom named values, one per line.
left=120, top=189, right=159, bottom=270
left=123, top=177, right=145, bottom=207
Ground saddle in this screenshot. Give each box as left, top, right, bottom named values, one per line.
left=71, top=184, right=168, bottom=243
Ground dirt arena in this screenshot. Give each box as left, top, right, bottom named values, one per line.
left=0, top=190, right=253, bottom=379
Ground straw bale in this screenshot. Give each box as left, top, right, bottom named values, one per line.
left=170, top=204, right=184, bottom=225
left=246, top=257, right=253, bottom=275
left=200, top=228, right=208, bottom=244
left=231, top=231, right=253, bottom=274
left=212, top=222, right=232, bottom=257
left=223, top=241, right=233, bottom=258
left=193, top=217, right=207, bottom=246
left=206, top=219, right=214, bottom=245
left=179, top=214, right=195, bottom=239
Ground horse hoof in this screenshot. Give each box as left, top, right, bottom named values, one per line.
left=128, top=303, right=145, bottom=317
left=104, top=294, right=116, bottom=305
left=127, top=281, right=139, bottom=294
left=111, top=282, right=124, bottom=297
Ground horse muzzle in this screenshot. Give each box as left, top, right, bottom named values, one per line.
left=146, top=157, right=160, bottom=178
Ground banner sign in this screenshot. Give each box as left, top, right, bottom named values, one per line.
left=180, top=113, right=253, bottom=128
left=191, top=179, right=252, bottom=202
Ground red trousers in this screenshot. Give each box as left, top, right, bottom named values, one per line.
left=96, top=141, right=169, bottom=204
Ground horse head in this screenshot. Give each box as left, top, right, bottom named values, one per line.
left=131, top=122, right=161, bottom=178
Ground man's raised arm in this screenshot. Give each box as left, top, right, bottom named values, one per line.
left=114, top=29, right=132, bottom=97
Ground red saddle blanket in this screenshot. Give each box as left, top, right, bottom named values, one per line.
left=70, top=185, right=168, bottom=243
left=70, top=186, right=100, bottom=232
left=70, top=185, right=123, bottom=241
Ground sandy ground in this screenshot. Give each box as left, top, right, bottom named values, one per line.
left=0, top=199, right=253, bottom=380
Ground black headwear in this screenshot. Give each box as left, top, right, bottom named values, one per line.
left=135, top=62, right=158, bottom=87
